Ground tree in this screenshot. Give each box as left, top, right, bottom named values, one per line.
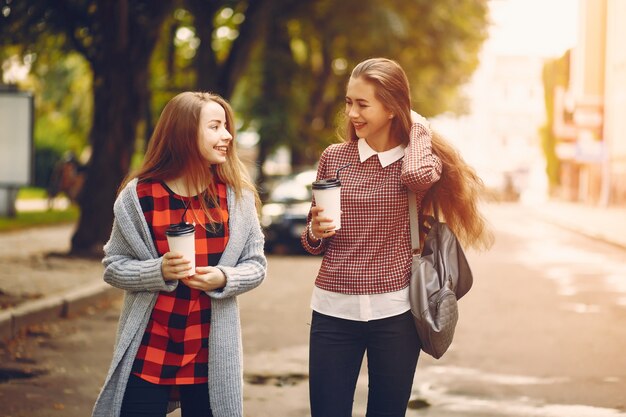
left=142, top=1, right=271, bottom=142
left=2, top=0, right=174, bottom=255
left=249, top=0, right=302, bottom=183
left=185, top=0, right=270, bottom=98
left=1, top=0, right=272, bottom=254
left=541, top=50, right=571, bottom=194
left=245, top=0, right=490, bottom=168
left=1, top=0, right=489, bottom=254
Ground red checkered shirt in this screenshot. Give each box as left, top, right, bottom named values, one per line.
left=301, top=123, right=441, bottom=295
left=131, top=180, right=229, bottom=385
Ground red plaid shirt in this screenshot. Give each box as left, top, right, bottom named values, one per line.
left=301, top=123, right=441, bottom=295
left=132, top=180, right=229, bottom=385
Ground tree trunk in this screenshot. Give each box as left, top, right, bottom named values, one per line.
left=186, top=0, right=220, bottom=93
left=215, top=0, right=269, bottom=99
left=187, top=0, right=271, bottom=98
left=254, top=9, right=296, bottom=176
left=70, top=0, right=173, bottom=255
left=70, top=65, right=146, bottom=255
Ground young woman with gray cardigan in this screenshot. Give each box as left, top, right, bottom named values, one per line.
left=92, top=92, right=266, bottom=417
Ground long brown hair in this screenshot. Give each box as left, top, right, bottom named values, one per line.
left=424, top=131, right=494, bottom=250
left=344, top=58, right=492, bottom=250
left=121, top=91, right=259, bottom=221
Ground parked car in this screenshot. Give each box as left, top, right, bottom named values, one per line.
left=261, top=170, right=317, bottom=254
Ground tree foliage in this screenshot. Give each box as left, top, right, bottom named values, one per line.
left=541, top=50, right=571, bottom=193
left=245, top=0, right=489, bottom=167
left=1, top=0, right=175, bottom=254
left=1, top=0, right=489, bottom=254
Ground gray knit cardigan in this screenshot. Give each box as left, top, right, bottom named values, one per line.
left=92, top=178, right=267, bottom=417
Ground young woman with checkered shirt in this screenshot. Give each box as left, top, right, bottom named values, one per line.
left=93, top=92, right=266, bottom=417
left=301, top=58, right=492, bottom=417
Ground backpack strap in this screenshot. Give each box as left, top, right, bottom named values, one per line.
left=408, top=190, right=439, bottom=252
left=407, top=190, right=421, bottom=251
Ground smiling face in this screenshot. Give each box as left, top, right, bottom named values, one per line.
left=345, top=76, right=393, bottom=145
left=197, top=100, right=233, bottom=165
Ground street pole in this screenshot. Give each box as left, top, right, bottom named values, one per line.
left=599, top=134, right=611, bottom=207
left=0, top=187, right=18, bottom=217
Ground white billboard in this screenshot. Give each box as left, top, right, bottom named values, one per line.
left=0, top=91, right=33, bottom=187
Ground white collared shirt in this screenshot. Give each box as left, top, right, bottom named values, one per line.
left=357, top=138, right=406, bottom=168
left=310, top=138, right=411, bottom=322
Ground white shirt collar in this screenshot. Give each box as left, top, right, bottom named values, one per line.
left=357, top=138, right=405, bottom=168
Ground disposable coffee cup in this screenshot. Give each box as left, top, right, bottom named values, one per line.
left=312, top=178, right=342, bottom=230
left=165, top=222, right=196, bottom=276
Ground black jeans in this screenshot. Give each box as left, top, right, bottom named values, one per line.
left=309, top=310, right=421, bottom=417
left=120, top=373, right=212, bottom=417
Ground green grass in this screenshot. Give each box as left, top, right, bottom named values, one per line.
left=0, top=206, right=79, bottom=232
left=17, top=187, right=48, bottom=199
left=0, top=187, right=79, bottom=232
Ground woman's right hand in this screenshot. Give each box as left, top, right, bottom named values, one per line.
left=309, top=206, right=337, bottom=240
left=410, top=110, right=429, bottom=127
left=161, top=252, right=193, bottom=281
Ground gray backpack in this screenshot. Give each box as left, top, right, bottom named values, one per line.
left=408, top=198, right=473, bottom=359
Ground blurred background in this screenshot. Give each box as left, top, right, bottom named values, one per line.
left=1, top=1, right=626, bottom=416
left=1, top=0, right=624, bottom=252
left=1, top=0, right=624, bottom=254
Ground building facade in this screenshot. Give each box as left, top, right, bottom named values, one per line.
left=554, top=0, right=626, bottom=205
left=433, top=50, right=547, bottom=203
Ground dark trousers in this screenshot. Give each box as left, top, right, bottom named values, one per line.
left=120, top=373, right=212, bottom=417
left=309, top=310, right=421, bottom=417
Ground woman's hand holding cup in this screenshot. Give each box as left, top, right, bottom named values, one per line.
left=161, top=252, right=193, bottom=281
left=310, top=206, right=337, bottom=240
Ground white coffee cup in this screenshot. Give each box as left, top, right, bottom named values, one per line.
left=312, top=178, right=342, bottom=230
left=165, top=222, right=196, bottom=276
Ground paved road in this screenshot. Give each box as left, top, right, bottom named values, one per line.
left=1, top=203, right=625, bottom=417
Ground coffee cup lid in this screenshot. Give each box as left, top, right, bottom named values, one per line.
left=312, top=178, right=341, bottom=189
left=165, top=222, right=195, bottom=236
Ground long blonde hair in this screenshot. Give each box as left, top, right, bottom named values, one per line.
left=346, top=58, right=492, bottom=250
left=121, top=92, right=259, bottom=217
left=424, top=131, right=493, bottom=250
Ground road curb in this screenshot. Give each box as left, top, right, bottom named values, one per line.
left=553, top=222, right=626, bottom=251
left=0, top=281, right=121, bottom=343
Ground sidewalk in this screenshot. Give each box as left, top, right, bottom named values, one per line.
left=1, top=199, right=625, bottom=343
left=524, top=199, right=626, bottom=250
left=0, top=223, right=118, bottom=342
